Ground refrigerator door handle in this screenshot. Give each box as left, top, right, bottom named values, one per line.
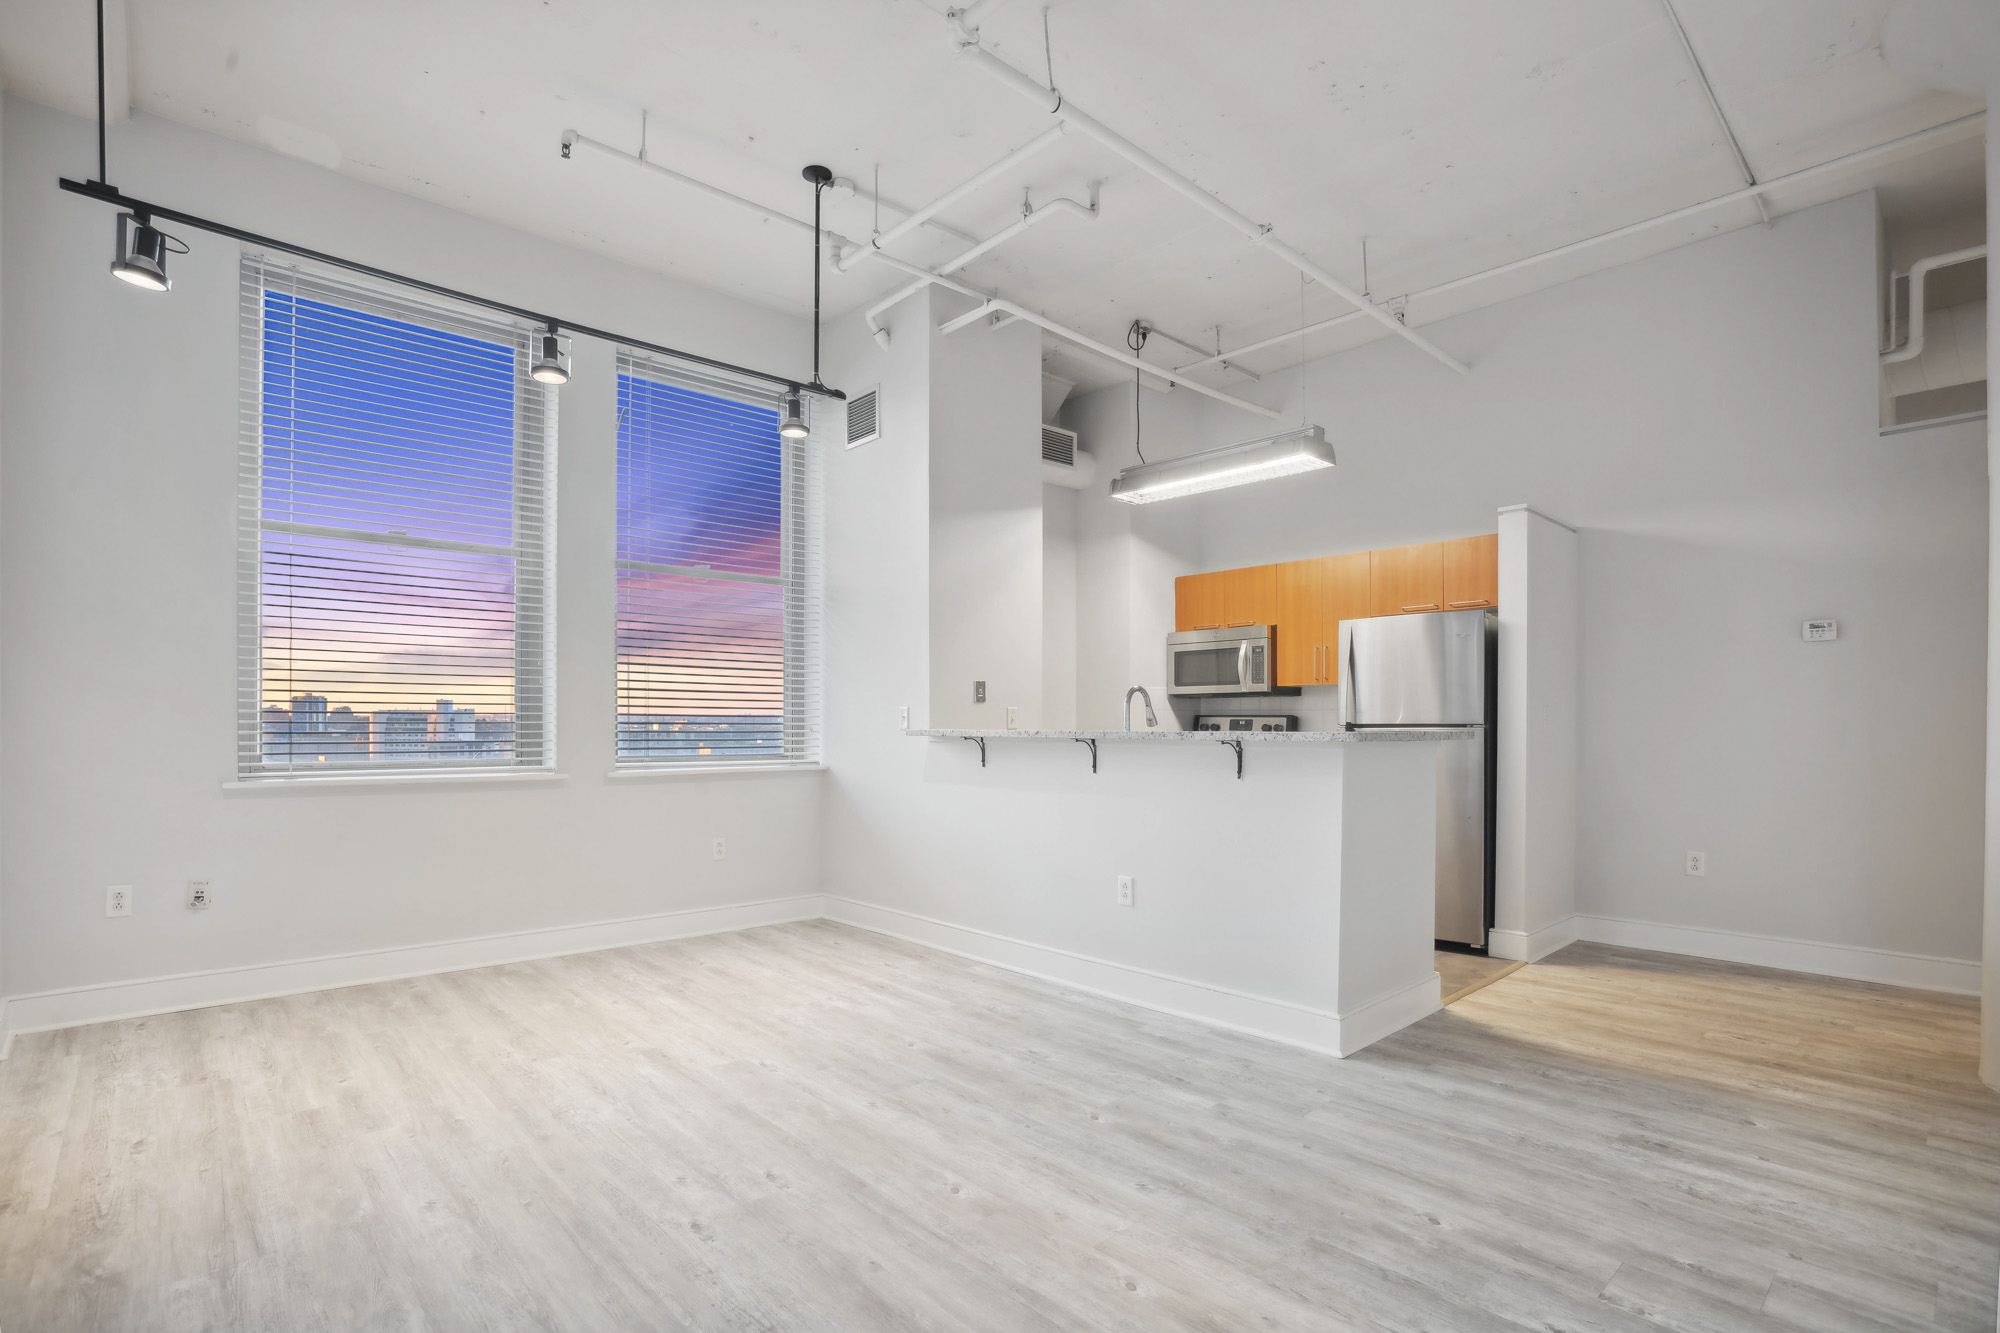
left=1339, top=637, right=1355, bottom=728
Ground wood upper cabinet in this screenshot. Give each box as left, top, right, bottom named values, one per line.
left=1178, top=565, right=1278, bottom=631
left=1272, top=552, right=1369, bottom=685
left=1187, top=534, right=1494, bottom=683
left=1441, top=533, right=1499, bottom=609
left=1272, top=560, right=1322, bottom=686
left=1219, top=564, right=1276, bottom=628
left=1174, top=572, right=1225, bottom=631
left=1369, top=541, right=1445, bottom=616
left=1319, top=551, right=1370, bottom=682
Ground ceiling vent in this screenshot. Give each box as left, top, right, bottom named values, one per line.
left=845, top=385, right=880, bottom=449
left=1040, top=425, right=1097, bottom=490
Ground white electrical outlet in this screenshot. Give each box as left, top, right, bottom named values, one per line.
left=1802, top=619, right=1838, bottom=642
left=106, top=885, right=132, bottom=918
left=899, top=706, right=910, bottom=729
left=1116, top=875, right=1134, bottom=907
left=1685, top=850, right=1707, bottom=877
left=1005, top=706, right=1019, bottom=729
left=187, top=880, right=213, bottom=910
left=712, top=838, right=726, bottom=861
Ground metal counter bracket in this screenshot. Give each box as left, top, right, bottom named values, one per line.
left=1220, top=737, right=1243, bottom=779
left=1076, top=738, right=1098, bottom=773
left=965, top=736, right=986, bottom=768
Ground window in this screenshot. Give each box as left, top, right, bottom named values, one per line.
left=615, top=352, right=820, bottom=767
left=237, top=257, right=555, bottom=778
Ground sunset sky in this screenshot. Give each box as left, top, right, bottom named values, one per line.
left=257, top=288, right=785, bottom=724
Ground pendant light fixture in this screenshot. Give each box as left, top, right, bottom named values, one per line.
left=1108, top=426, right=1336, bottom=505
left=110, top=210, right=185, bottom=290
left=92, top=0, right=182, bottom=293
left=777, top=162, right=836, bottom=442
left=530, top=327, right=572, bottom=385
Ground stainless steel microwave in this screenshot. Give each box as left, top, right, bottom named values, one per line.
left=1167, top=626, right=1275, bottom=695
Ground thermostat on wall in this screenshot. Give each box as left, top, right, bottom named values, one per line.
left=1802, top=619, right=1838, bottom=642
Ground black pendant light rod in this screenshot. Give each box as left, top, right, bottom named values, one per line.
left=801, top=164, right=833, bottom=391
left=94, top=0, right=108, bottom=185
left=58, top=177, right=844, bottom=400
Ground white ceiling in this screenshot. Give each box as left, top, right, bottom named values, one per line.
left=0, top=0, right=1984, bottom=392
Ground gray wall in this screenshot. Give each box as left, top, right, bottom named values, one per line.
left=1061, top=192, right=1985, bottom=965
left=0, top=99, right=824, bottom=1000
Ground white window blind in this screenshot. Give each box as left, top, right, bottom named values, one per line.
left=615, top=351, right=821, bottom=767
left=237, top=256, right=556, bottom=778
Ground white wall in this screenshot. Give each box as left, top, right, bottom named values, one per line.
left=928, top=302, right=1043, bottom=729
left=1064, top=191, right=1985, bottom=973
left=1041, top=483, right=1079, bottom=730
left=1060, top=386, right=1204, bottom=730
left=0, top=99, right=824, bottom=1006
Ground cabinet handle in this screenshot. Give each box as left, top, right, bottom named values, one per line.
left=1447, top=599, right=1490, bottom=608
left=1224, top=620, right=1256, bottom=628
left=1401, top=603, right=1441, bottom=613
left=1193, top=622, right=1222, bottom=630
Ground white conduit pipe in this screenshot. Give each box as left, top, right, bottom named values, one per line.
left=1178, top=110, right=1990, bottom=374
left=564, top=130, right=818, bottom=236
left=835, top=123, right=1069, bottom=272
left=950, top=41, right=1471, bottom=376
left=1882, top=244, right=1987, bottom=365
left=864, top=191, right=1099, bottom=346
left=860, top=249, right=1280, bottom=419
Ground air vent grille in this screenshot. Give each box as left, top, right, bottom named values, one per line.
left=1041, top=425, right=1076, bottom=466
left=846, top=387, right=879, bottom=449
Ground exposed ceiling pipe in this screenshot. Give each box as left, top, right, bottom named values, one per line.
left=864, top=187, right=1099, bottom=347
left=1178, top=110, right=1989, bottom=374
left=835, top=123, right=1069, bottom=272
left=947, top=35, right=1471, bottom=376
left=1659, top=0, right=1771, bottom=227
left=858, top=248, right=1279, bottom=419
left=1883, top=243, right=1988, bottom=364
left=1142, top=321, right=1261, bottom=382
left=562, top=129, right=975, bottom=247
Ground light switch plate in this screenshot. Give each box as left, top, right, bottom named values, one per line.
left=899, top=706, right=910, bottom=729
left=1005, top=706, right=1019, bottom=729
left=1802, top=619, right=1837, bottom=642
left=974, top=680, right=987, bottom=704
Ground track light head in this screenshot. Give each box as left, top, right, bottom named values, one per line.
left=530, top=328, right=571, bottom=385
left=110, top=212, right=180, bottom=291
left=779, top=390, right=809, bottom=440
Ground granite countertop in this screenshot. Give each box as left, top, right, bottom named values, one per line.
left=906, top=727, right=1476, bottom=744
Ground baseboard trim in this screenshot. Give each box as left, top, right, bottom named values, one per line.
left=1487, top=914, right=1580, bottom=962
left=0, top=894, right=829, bottom=1047
left=1572, top=914, right=1979, bottom=995
left=825, top=896, right=1438, bottom=1058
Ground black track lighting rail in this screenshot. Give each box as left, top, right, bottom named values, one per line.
left=58, top=177, right=843, bottom=402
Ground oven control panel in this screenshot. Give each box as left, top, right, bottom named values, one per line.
left=1194, top=715, right=1298, bottom=732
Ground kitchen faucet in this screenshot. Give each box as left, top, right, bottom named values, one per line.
left=1123, top=685, right=1158, bottom=731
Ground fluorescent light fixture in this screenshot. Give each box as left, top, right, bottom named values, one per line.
left=530, top=328, right=571, bottom=385
left=1108, top=425, right=1334, bottom=504
left=779, top=391, right=810, bottom=440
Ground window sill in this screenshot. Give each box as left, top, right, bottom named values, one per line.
left=606, top=762, right=826, bottom=781
left=223, top=769, right=568, bottom=792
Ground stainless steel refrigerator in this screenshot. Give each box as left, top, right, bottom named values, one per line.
left=1337, top=608, right=1496, bottom=950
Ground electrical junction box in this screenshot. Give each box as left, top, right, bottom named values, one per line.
left=1802, top=619, right=1838, bottom=642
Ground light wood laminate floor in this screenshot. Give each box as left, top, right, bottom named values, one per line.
left=0, top=924, right=1993, bottom=1331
